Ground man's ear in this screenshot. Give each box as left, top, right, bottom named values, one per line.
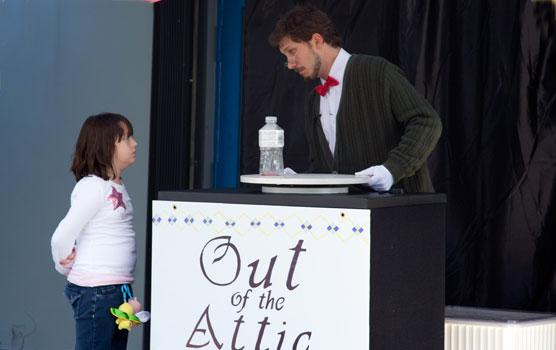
left=311, top=33, right=325, bottom=49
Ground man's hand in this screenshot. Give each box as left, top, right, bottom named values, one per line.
left=283, top=167, right=297, bottom=175
left=355, top=165, right=394, bottom=191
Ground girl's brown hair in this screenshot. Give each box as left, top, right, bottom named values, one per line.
left=71, top=113, right=134, bottom=181
left=268, top=5, right=341, bottom=49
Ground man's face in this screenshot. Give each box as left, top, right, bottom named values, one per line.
left=279, top=36, right=321, bottom=81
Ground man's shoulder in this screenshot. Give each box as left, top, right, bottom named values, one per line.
left=348, top=54, right=389, bottom=67
left=346, top=54, right=403, bottom=78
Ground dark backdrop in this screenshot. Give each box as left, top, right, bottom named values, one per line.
left=241, top=0, right=556, bottom=310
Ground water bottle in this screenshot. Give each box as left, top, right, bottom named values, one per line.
left=259, top=116, right=284, bottom=175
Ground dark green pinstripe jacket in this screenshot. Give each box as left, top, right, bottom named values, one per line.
left=305, top=55, right=442, bottom=193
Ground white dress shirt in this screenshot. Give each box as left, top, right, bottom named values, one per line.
left=319, top=48, right=351, bottom=156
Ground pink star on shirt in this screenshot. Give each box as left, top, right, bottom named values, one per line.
left=108, top=186, right=126, bottom=210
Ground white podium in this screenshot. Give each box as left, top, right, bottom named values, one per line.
left=149, top=189, right=446, bottom=350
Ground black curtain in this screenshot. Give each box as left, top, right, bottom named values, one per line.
left=241, top=0, right=556, bottom=311
left=145, top=0, right=199, bottom=348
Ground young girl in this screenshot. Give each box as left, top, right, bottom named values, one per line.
left=51, top=113, right=138, bottom=350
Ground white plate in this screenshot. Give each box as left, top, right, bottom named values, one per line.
left=240, top=174, right=369, bottom=194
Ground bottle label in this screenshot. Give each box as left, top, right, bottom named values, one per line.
left=259, top=130, right=284, bottom=148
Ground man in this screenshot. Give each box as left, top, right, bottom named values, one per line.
left=268, top=5, right=442, bottom=192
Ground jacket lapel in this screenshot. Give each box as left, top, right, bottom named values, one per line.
left=312, top=96, right=335, bottom=172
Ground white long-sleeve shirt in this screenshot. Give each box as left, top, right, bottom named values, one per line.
left=51, top=175, right=136, bottom=286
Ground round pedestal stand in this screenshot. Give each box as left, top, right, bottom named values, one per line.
left=240, top=174, right=369, bottom=194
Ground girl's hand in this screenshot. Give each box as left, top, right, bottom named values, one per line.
left=60, top=248, right=76, bottom=266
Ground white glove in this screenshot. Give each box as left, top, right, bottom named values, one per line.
left=355, top=165, right=394, bottom=191
left=283, top=167, right=297, bottom=175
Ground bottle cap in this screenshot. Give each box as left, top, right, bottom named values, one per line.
left=265, top=116, right=277, bottom=123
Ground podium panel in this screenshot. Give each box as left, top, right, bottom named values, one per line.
left=151, top=190, right=446, bottom=350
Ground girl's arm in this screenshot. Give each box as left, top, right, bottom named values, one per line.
left=51, top=178, right=105, bottom=275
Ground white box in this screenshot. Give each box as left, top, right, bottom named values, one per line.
left=445, top=306, right=556, bottom=350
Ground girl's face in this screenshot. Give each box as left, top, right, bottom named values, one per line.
left=113, top=124, right=137, bottom=174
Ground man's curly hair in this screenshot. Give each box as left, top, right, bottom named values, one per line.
left=268, top=5, right=341, bottom=49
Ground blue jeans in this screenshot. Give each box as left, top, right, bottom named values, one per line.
left=64, top=283, right=129, bottom=350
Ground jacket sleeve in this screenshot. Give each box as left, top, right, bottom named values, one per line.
left=50, top=178, right=105, bottom=275
left=381, top=63, right=442, bottom=183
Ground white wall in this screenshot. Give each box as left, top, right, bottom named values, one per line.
left=0, top=0, right=152, bottom=348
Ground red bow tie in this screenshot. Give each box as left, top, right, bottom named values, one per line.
left=315, top=76, right=339, bottom=96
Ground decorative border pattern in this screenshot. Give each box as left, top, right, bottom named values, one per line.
left=152, top=201, right=370, bottom=245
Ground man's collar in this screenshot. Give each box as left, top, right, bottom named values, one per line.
left=320, top=48, right=351, bottom=85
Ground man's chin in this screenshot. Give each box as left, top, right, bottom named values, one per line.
left=296, top=70, right=318, bottom=81
left=306, top=73, right=320, bottom=81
